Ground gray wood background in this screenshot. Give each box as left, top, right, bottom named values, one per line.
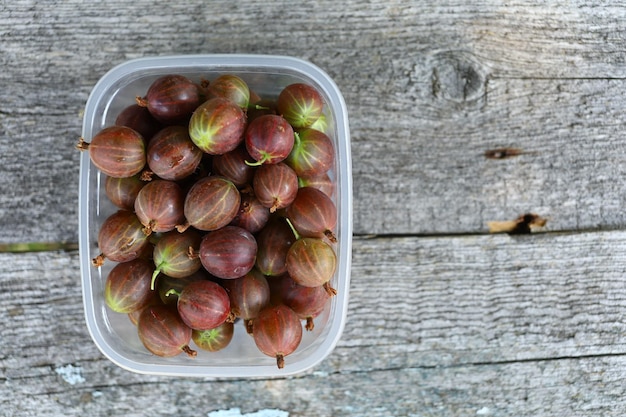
left=2, top=1, right=626, bottom=416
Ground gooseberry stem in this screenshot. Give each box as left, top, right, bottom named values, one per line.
left=284, top=217, right=301, bottom=240
left=165, top=288, right=181, bottom=298
left=323, top=281, right=337, bottom=297
left=140, top=170, right=154, bottom=182
left=244, top=158, right=265, bottom=167
left=324, top=229, right=337, bottom=243
left=305, top=317, right=315, bottom=331
left=187, top=246, right=199, bottom=259
left=245, top=319, right=254, bottom=334
left=226, top=311, right=236, bottom=323
left=135, top=96, right=148, bottom=107
left=182, top=345, right=198, bottom=358
left=150, top=267, right=162, bottom=291
left=91, top=253, right=105, bottom=267
left=276, top=354, right=285, bottom=369
left=75, top=137, right=90, bottom=151
left=175, top=221, right=190, bottom=233
left=244, top=151, right=272, bottom=167
left=142, top=220, right=155, bottom=236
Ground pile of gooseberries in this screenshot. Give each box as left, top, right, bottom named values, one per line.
left=78, top=73, right=338, bottom=369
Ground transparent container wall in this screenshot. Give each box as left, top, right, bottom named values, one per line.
left=79, top=55, right=352, bottom=377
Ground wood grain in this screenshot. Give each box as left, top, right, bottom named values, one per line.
left=353, top=76, right=626, bottom=234
left=6, top=355, right=626, bottom=417
left=2, top=231, right=626, bottom=415
left=3, top=1, right=626, bottom=242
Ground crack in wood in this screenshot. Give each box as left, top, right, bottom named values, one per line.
left=431, top=67, right=440, bottom=98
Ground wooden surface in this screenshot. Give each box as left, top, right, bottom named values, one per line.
left=2, top=1, right=626, bottom=416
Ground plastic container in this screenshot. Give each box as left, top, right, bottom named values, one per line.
left=78, top=55, right=352, bottom=377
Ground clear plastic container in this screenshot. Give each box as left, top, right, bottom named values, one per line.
left=78, top=55, right=352, bottom=377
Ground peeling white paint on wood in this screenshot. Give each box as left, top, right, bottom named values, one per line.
left=54, top=364, right=85, bottom=385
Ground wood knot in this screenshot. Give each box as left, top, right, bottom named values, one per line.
left=430, top=50, right=489, bottom=103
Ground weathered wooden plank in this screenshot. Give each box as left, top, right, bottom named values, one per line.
left=353, top=77, right=626, bottom=234
left=3, top=232, right=626, bottom=374
left=4, top=354, right=626, bottom=417
left=343, top=230, right=626, bottom=369
left=3, top=1, right=626, bottom=242
left=2, top=231, right=626, bottom=415
left=3, top=1, right=626, bottom=79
